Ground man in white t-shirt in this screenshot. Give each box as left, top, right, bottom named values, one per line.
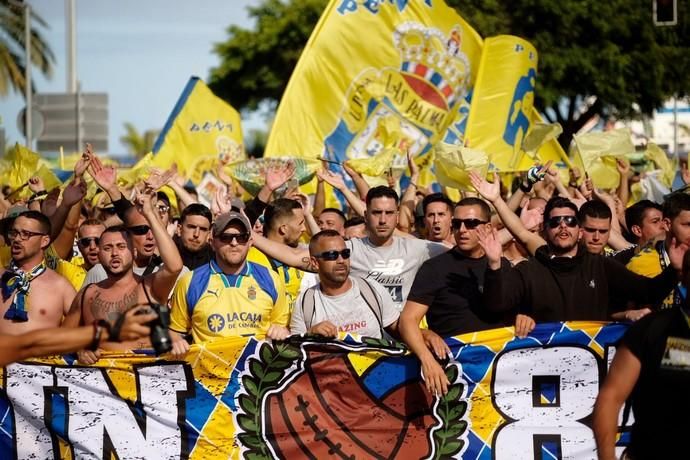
left=254, top=186, right=448, bottom=311
left=290, top=230, right=398, bottom=339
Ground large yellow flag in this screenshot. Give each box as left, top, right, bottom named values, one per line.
left=464, top=36, right=538, bottom=171
left=265, top=0, right=483, bottom=175
left=433, top=143, right=489, bottom=191
left=0, top=144, right=61, bottom=193
left=151, top=76, right=245, bottom=182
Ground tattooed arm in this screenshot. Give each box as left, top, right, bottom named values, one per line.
left=252, top=233, right=316, bottom=272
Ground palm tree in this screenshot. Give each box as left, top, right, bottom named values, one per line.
left=0, top=0, right=55, bottom=98
left=120, top=122, right=159, bottom=158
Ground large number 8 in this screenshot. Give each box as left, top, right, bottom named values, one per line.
left=491, top=347, right=599, bottom=460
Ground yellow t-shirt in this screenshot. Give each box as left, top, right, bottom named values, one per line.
left=169, top=260, right=288, bottom=343
left=247, top=246, right=303, bottom=313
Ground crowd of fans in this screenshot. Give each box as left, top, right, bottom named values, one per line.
left=0, top=144, right=688, bottom=458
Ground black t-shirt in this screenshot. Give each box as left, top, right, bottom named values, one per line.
left=407, top=248, right=509, bottom=337
left=622, top=307, right=690, bottom=458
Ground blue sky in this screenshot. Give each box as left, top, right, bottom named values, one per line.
left=1, top=0, right=262, bottom=157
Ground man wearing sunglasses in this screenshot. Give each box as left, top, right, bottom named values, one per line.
left=82, top=206, right=169, bottom=285
left=76, top=219, right=106, bottom=271
left=290, top=230, right=399, bottom=339
left=168, top=211, right=289, bottom=356
left=400, top=198, right=514, bottom=396
left=0, top=211, right=76, bottom=335
left=470, top=172, right=687, bottom=324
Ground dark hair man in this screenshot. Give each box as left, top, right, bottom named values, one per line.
left=470, top=172, right=687, bottom=323
left=253, top=186, right=448, bottom=312
left=344, top=216, right=367, bottom=240
left=421, top=193, right=455, bottom=246
left=62, top=189, right=183, bottom=364
left=626, top=192, right=690, bottom=310
left=0, top=211, right=76, bottom=335
left=316, top=208, right=346, bottom=236
left=174, top=203, right=213, bottom=270
left=577, top=200, right=613, bottom=255
left=290, top=230, right=399, bottom=339
left=400, top=197, right=514, bottom=396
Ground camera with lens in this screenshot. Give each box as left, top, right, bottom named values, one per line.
left=136, top=302, right=172, bottom=355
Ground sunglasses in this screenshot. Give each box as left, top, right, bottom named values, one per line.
left=451, top=218, right=487, bottom=230
left=78, top=236, right=100, bottom=247
left=127, top=225, right=152, bottom=236
left=546, top=215, right=578, bottom=229
left=314, top=248, right=351, bottom=261
left=217, top=232, right=250, bottom=244
left=98, top=207, right=117, bottom=215
left=157, top=204, right=170, bottom=213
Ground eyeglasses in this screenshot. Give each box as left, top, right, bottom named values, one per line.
left=157, top=204, right=170, bottom=214
left=314, top=248, right=351, bottom=261
left=582, top=227, right=609, bottom=235
left=546, top=215, right=578, bottom=229
left=127, top=225, right=152, bottom=236
left=451, top=218, right=487, bottom=230
left=217, top=232, right=250, bottom=244
left=78, top=237, right=100, bottom=247
left=8, top=229, right=47, bottom=241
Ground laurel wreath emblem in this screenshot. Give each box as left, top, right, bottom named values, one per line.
left=236, top=341, right=301, bottom=460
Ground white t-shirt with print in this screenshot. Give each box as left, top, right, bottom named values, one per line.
left=290, top=277, right=399, bottom=339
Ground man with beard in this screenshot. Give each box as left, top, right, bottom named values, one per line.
left=420, top=193, right=455, bottom=247
left=168, top=212, right=289, bottom=355
left=248, top=198, right=306, bottom=312
left=62, top=189, right=183, bottom=364
left=174, top=203, right=213, bottom=270
left=289, top=230, right=399, bottom=339
left=470, top=172, right=686, bottom=322
left=0, top=211, right=76, bottom=334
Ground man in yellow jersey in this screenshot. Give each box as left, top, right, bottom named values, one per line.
left=169, top=211, right=289, bottom=355
left=248, top=198, right=306, bottom=312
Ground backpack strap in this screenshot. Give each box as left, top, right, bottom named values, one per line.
left=301, top=286, right=317, bottom=332
left=352, top=276, right=384, bottom=336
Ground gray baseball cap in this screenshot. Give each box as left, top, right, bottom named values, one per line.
left=213, top=211, right=251, bottom=236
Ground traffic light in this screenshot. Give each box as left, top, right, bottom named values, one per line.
left=654, top=0, right=677, bottom=26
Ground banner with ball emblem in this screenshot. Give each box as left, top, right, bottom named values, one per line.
left=0, top=322, right=632, bottom=459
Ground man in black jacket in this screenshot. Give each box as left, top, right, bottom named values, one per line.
left=469, top=172, right=687, bottom=323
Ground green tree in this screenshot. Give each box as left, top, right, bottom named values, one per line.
left=209, top=0, right=690, bottom=149
left=120, top=122, right=158, bottom=158
left=0, top=0, right=55, bottom=98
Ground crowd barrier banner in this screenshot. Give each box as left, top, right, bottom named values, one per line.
left=151, top=76, right=245, bottom=182
left=0, top=321, right=629, bottom=459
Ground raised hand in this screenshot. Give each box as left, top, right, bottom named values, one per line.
left=469, top=171, right=500, bottom=203
left=265, top=161, right=296, bottom=192
left=212, top=186, right=232, bottom=217
left=74, top=144, right=93, bottom=178
left=145, top=165, right=176, bottom=192
left=317, top=169, right=346, bottom=191
left=28, top=176, right=45, bottom=193
left=407, top=151, right=419, bottom=178
left=88, top=154, right=118, bottom=191
left=476, top=225, right=502, bottom=268
left=616, top=158, right=631, bottom=177
left=667, top=237, right=689, bottom=271
left=62, top=179, right=87, bottom=207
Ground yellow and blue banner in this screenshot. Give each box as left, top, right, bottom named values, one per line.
left=151, top=76, right=245, bottom=183
left=0, top=322, right=630, bottom=459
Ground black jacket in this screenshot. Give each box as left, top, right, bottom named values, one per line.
left=483, top=245, right=678, bottom=321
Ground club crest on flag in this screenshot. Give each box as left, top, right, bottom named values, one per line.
left=324, top=22, right=473, bottom=170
